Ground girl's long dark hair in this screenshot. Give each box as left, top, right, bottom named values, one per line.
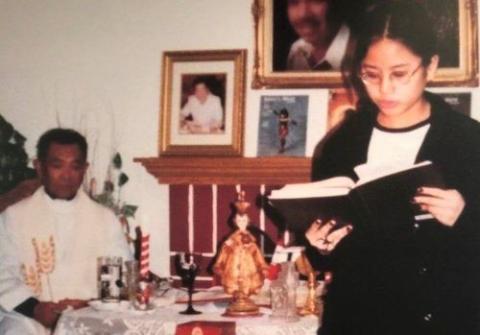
left=342, top=0, right=438, bottom=112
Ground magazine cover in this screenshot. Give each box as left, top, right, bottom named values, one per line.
left=257, top=95, right=308, bottom=156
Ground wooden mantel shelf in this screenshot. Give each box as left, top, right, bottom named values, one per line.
left=134, top=156, right=312, bottom=185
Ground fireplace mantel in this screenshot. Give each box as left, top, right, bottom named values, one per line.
left=134, top=156, right=311, bottom=185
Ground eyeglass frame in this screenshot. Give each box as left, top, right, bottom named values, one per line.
left=358, top=62, right=424, bottom=87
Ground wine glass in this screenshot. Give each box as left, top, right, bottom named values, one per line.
left=176, top=252, right=202, bottom=315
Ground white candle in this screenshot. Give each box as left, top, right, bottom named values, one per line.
left=139, top=213, right=150, bottom=278
left=188, top=184, right=194, bottom=253
left=284, top=231, right=290, bottom=246
left=139, top=233, right=150, bottom=278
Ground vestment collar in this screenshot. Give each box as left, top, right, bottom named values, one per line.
left=40, top=186, right=83, bottom=214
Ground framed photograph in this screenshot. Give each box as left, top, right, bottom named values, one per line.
left=160, top=49, right=246, bottom=156
left=435, top=91, right=472, bottom=116
left=257, top=95, right=309, bottom=156
left=327, top=89, right=357, bottom=132
left=252, top=0, right=478, bottom=88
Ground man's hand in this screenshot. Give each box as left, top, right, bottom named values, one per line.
left=33, top=301, right=64, bottom=329
left=33, top=299, right=89, bottom=328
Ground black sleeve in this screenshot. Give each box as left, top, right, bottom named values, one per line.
left=446, top=117, right=480, bottom=238
left=311, top=112, right=363, bottom=182
left=311, top=129, right=340, bottom=181
left=14, top=297, right=39, bottom=318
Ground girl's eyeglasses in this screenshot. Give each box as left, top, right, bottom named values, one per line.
left=359, top=63, right=423, bottom=87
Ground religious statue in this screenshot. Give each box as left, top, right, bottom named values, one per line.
left=213, top=191, right=269, bottom=316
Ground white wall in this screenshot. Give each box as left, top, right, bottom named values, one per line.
left=1, top=0, right=479, bottom=275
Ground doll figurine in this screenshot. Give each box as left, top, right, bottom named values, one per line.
left=274, top=108, right=297, bottom=153
left=213, top=191, right=269, bottom=316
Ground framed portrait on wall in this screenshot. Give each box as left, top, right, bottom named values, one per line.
left=160, top=50, right=246, bottom=156
left=424, top=0, right=478, bottom=86
left=252, top=0, right=478, bottom=88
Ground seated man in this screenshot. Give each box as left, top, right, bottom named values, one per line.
left=180, top=77, right=224, bottom=134
left=0, top=128, right=132, bottom=334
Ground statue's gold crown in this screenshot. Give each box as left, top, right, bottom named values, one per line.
left=234, top=190, right=250, bottom=215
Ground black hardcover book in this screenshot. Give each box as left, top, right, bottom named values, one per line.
left=268, top=161, right=445, bottom=233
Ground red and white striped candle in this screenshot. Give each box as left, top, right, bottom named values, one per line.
left=139, top=232, right=150, bottom=279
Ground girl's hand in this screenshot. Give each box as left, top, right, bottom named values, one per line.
left=305, top=219, right=353, bottom=255
left=413, top=187, right=465, bottom=227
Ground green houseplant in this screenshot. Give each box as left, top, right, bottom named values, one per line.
left=0, top=115, right=36, bottom=195
left=90, top=152, right=138, bottom=249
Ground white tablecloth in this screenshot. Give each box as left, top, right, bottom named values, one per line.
left=54, top=301, right=320, bottom=335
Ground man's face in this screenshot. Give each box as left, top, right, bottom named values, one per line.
left=194, top=83, right=210, bottom=103
left=36, top=143, right=88, bottom=200
left=287, top=0, right=331, bottom=45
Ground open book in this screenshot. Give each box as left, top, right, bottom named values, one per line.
left=268, top=161, right=445, bottom=233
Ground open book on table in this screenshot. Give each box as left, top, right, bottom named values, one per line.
left=268, top=161, right=445, bottom=233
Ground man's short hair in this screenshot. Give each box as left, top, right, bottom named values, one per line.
left=192, top=76, right=212, bottom=91
left=36, top=128, right=88, bottom=162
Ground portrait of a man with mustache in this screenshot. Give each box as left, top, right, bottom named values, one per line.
left=285, top=0, right=349, bottom=71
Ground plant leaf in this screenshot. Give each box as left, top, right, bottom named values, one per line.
left=112, top=153, right=122, bottom=169
left=122, top=205, right=138, bottom=218
left=0, top=117, right=14, bottom=143
left=13, top=131, right=26, bottom=146
left=118, top=172, right=129, bottom=187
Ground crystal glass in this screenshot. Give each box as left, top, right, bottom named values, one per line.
left=124, top=260, right=139, bottom=302
left=132, top=279, right=154, bottom=311
left=283, top=262, right=300, bottom=322
left=270, top=283, right=288, bottom=319
left=270, top=262, right=300, bottom=321
left=97, top=256, right=123, bottom=302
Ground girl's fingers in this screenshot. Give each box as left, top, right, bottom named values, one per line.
left=312, top=224, right=353, bottom=255
left=414, top=195, right=448, bottom=208
left=414, top=188, right=465, bottom=227
left=306, top=219, right=336, bottom=244
left=416, top=186, right=446, bottom=198
left=305, top=219, right=323, bottom=244
left=328, top=225, right=353, bottom=245
left=317, top=219, right=337, bottom=239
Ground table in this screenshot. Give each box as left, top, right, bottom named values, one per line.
left=54, top=301, right=320, bottom=335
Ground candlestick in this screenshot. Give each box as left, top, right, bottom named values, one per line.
left=139, top=232, right=150, bottom=279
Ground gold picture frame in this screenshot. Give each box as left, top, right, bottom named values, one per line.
left=252, top=0, right=478, bottom=88
left=160, top=49, right=246, bottom=156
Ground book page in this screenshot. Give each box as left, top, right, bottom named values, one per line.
left=354, top=161, right=432, bottom=187
left=269, top=176, right=354, bottom=199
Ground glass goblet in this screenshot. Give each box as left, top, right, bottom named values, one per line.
left=176, top=252, right=202, bottom=315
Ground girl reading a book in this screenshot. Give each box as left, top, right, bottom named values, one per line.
left=305, top=1, right=480, bottom=334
